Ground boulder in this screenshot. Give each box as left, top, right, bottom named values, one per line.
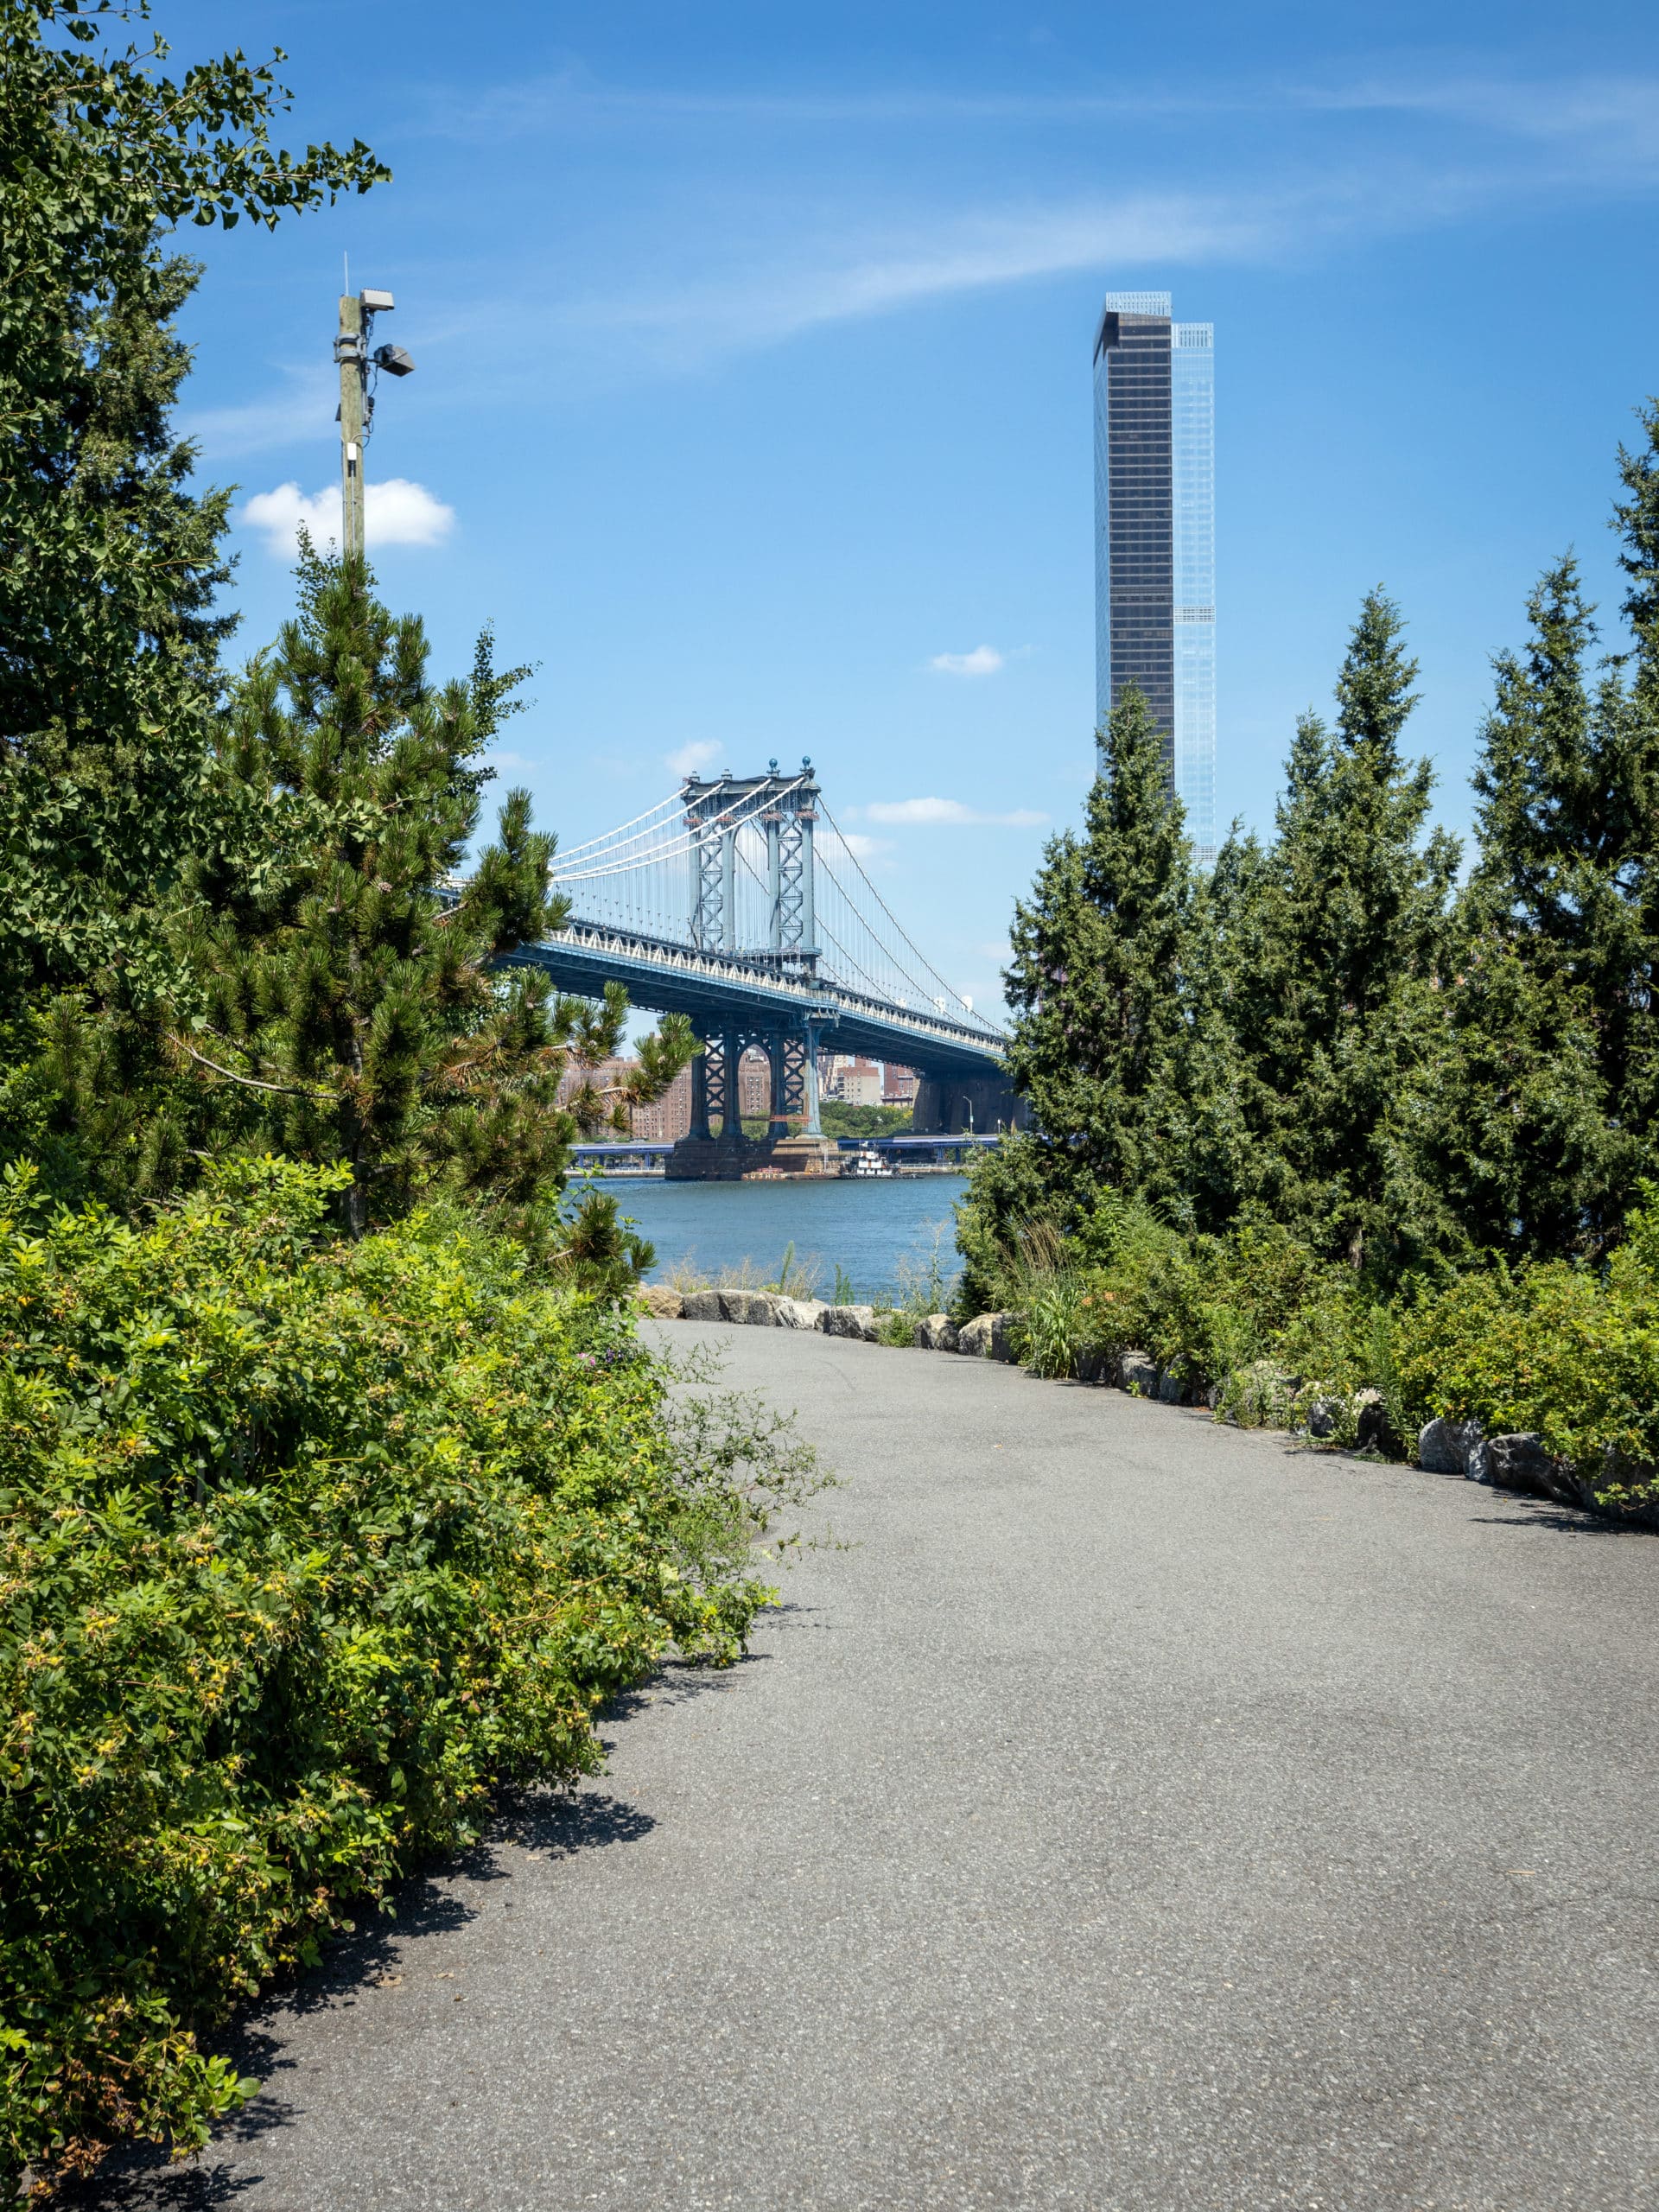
left=1305, top=1396, right=1340, bottom=1439
left=1076, top=1344, right=1116, bottom=1385
left=821, top=1304, right=879, bottom=1342
left=1117, top=1349, right=1158, bottom=1396
left=680, top=1288, right=724, bottom=1322
left=635, top=1283, right=683, bottom=1319
left=1467, top=1432, right=1568, bottom=1501
left=1354, top=1390, right=1398, bottom=1456
left=1155, top=1368, right=1188, bottom=1406
left=1417, top=1415, right=1483, bottom=1475
left=773, top=1298, right=827, bottom=1332
left=914, top=1313, right=960, bottom=1352
left=719, top=1289, right=780, bottom=1325
left=957, top=1312, right=1017, bottom=1360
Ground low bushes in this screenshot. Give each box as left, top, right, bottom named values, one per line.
left=968, top=1190, right=1659, bottom=1512
left=1, top=1159, right=816, bottom=2194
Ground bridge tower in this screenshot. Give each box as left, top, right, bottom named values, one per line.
left=683, top=760, right=818, bottom=968
left=674, top=760, right=832, bottom=1173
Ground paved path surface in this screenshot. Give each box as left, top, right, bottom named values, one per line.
left=92, top=1323, right=1658, bottom=2210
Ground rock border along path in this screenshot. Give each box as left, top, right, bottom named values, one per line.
left=646, top=1288, right=1659, bottom=1527
left=86, top=1318, right=1659, bottom=2211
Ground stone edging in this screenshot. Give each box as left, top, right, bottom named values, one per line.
left=644, top=1287, right=1659, bottom=1530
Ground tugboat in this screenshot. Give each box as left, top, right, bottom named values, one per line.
left=844, top=1144, right=895, bottom=1178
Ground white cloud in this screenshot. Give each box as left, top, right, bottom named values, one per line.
left=928, top=644, right=1005, bottom=677
left=863, top=797, right=1046, bottom=829
left=665, top=739, right=722, bottom=778
left=835, top=830, right=888, bottom=861
left=240, top=478, right=456, bottom=556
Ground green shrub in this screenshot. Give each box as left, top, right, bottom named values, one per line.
left=0, top=1158, right=813, bottom=2194
left=1394, top=1237, right=1659, bottom=1482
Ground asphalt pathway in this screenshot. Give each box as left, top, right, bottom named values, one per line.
left=92, top=1322, right=1659, bottom=2210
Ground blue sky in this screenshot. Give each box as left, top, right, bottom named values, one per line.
left=163, top=0, right=1659, bottom=1017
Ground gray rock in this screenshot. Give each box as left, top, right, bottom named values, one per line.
left=1467, top=1432, right=1568, bottom=1501
left=680, top=1288, right=724, bottom=1322
left=719, top=1289, right=780, bottom=1325
left=635, top=1283, right=684, bottom=1319
left=957, top=1312, right=1018, bottom=1360
left=1118, top=1350, right=1159, bottom=1396
left=1354, top=1391, right=1397, bottom=1455
left=1306, top=1397, right=1340, bottom=1439
left=1076, top=1345, right=1116, bottom=1385
left=914, top=1313, right=960, bottom=1352
left=773, top=1298, right=826, bottom=1332
left=821, top=1304, right=879, bottom=1342
left=1418, top=1415, right=1484, bottom=1475
left=1156, top=1369, right=1188, bottom=1406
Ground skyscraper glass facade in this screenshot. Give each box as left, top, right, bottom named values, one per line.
left=1094, top=292, right=1216, bottom=861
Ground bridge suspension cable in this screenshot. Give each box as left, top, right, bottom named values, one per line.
left=524, top=768, right=1003, bottom=1050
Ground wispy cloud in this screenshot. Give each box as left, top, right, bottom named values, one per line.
left=928, top=644, right=1005, bottom=677
left=665, top=739, right=722, bottom=778
left=240, top=478, right=457, bottom=555
left=182, top=366, right=336, bottom=462
left=426, top=59, right=1659, bottom=378
left=862, top=797, right=1046, bottom=828
left=568, top=189, right=1279, bottom=364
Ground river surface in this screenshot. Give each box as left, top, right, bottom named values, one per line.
left=572, top=1173, right=969, bottom=1305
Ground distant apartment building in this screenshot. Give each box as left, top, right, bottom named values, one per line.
left=1093, top=289, right=1216, bottom=862
left=883, top=1065, right=918, bottom=1108
left=823, top=1054, right=884, bottom=1108
left=628, top=1064, right=692, bottom=1144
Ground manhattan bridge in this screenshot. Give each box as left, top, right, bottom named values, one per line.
left=503, top=761, right=1019, bottom=1174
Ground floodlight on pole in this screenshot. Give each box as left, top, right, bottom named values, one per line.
left=335, top=286, right=415, bottom=561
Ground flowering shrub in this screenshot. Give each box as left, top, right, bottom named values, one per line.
left=0, top=1159, right=812, bottom=2194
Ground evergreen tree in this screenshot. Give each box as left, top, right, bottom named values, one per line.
left=1226, top=590, right=1458, bottom=1274
left=174, top=550, right=693, bottom=1252
left=1399, top=559, right=1640, bottom=1262
left=957, top=685, right=1239, bottom=1302
left=0, top=0, right=386, bottom=1001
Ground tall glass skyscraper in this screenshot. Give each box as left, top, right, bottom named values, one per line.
left=1093, top=290, right=1215, bottom=861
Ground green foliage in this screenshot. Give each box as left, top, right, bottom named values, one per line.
left=0, top=0, right=387, bottom=1005
left=1393, top=1225, right=1659, bottom=1478
left=956, top=686, right=1242, bottom=1295
left=170, top=547, right=694, bottom=1243
left=0, top=1155, right=819, bottom=2194
left=1219, top=592, right=1459, bottom=1274
left=1401, top=556, right=1656, bottom=1262
left=817, top=1102, right=912, bottom=1139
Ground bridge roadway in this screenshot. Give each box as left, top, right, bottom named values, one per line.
left=504, top=920, right=1008, bottom=1086
left=85, top=1322, right=1659, bottom=2209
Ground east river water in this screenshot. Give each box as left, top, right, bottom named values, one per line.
left=570, top=1172, right=969, bottom=1306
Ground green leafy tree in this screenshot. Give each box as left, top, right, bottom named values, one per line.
left=174, top=548, right=693, bottom=1261
left=957, top=685, right=1240, bottom=1306
left=0, top=0, right=387, bottom=1001
left=1399, top=558, right=1642, bottom=1262
left=1226, top=591, right=1458, bottom=1274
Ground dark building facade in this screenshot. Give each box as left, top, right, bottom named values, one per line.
left=1093, top=290, right=1216, bottom=861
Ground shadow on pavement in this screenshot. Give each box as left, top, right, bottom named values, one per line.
left=56, top=1777, right=669, bottom=2207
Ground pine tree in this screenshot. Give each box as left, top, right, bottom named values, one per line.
left=1398, top=558, right=1640, bottom=1262
left=957, top=684, right=1239, bottom=1300
left=1227, top=590, right=1458, bottom=1274
left=174, top=550, right=693, bottom=1252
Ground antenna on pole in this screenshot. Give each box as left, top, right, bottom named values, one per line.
left=333, top=278, right=414, bottom=563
